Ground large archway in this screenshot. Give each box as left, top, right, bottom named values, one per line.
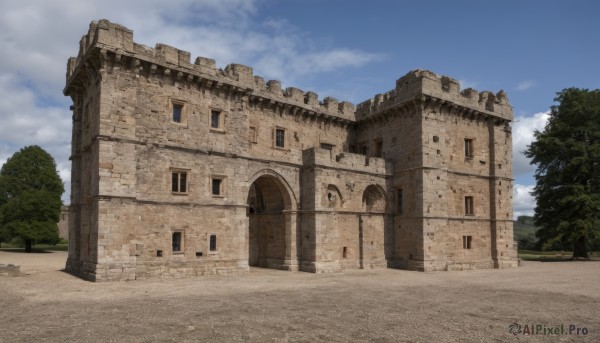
left=246, top=172, right=298, bottom=271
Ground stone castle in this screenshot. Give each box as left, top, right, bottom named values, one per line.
left=64, top=20, right=518, bottom=281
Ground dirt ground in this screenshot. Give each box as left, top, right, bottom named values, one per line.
left=0, top=251, right=598, bottom=343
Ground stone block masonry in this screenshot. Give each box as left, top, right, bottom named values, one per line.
left=64, top=19, right=517, bottom=281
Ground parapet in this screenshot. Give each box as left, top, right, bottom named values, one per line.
left=66, top=19, right=356, bottom=122
left=251, top=78, right=356, bottom=121
left=356, top=69, right=513, bottom=121
left=67, top=20, right=511, bottom=123
left=302, top=147, right=392, bottom=176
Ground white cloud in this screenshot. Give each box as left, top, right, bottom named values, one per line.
left=0, top=0, right=383, bottom=204
left=0, top=75, right=71, bottom=144
left=513, top=184, right=535, bottom=219
left=512, top=111, right=550, bottom=176
left=458, top=79, right=478, bottom=90
left=516, top=80, right=536, bottom=91
left=0, top=0, right=381, bottom=95
left=0, top=74, right=71, bottom=203
left=0, top=143, right=13, bottom=168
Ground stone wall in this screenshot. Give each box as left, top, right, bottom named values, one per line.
left=300, top=148, right=392, bottom=272
left=64, top=19, right=517, bottom=281
left=58, top=206, right=69, bottom=240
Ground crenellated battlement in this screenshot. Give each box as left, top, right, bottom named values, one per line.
left=66, top=19, right=355, bottom=122
left=356, top=69, right=512, bottom=121
left=66, top=20, right=511, bottom=125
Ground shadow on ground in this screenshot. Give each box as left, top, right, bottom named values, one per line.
left=0, top=248, right=53, bottom=254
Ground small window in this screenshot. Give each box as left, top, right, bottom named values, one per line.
left=463, top=235, right=472, bottom=249
left=209, top=234, right=217, bottom=251
left=361, top=143, right=369, bottom=156
left=375, top=140, right=383, bottom=158
left=275, top=128, right=285, bottom=148
left=172, top=104, right=183, bottom=123
left=320, top=143, right=335, bottom=151
left=464, top=138, right=474, bottom=158
left=172, top=232, right=183, bottom=252
left=397, top=189, right=403, bottom=214
left=171, top=171, right=188, bottom=193
left=212, top=178, right=222, bottom=196
left=343, top=247, right=347, bottom=258
left=249, top=126, right=257, bottom=143
left=211, top=176, right=225, bottom=197
left=465, top=196, right=474, bottom=215
left=211, top=110, right=221, bottom=129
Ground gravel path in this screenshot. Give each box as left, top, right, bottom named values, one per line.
left=1, top=250, right=598, bottom=342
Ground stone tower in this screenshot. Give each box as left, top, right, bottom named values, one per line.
left=355, top=71, right=516, bottom=270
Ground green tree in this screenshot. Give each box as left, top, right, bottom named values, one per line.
left=525, top=88, right=600, bottom=258
left=0, top=146, right=64, bottom=252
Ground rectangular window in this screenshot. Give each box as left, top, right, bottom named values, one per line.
left=320, top=143, right=335, bottom=151
left=275, top=128, right=285, bottom=148
left=209, top=234, right=217, bottom=251
left=375, top=140, right=383, bottom=157
left=249, top=126, right=257, bottom=143
left=397, top=189, right=403, bottom=214
left=171, top=171, right=187, bottom=193
left=211, top=110, right=221, bottom=129
left=212, top=178, right=222, bottom=196
left=464, top=138, right=474, bottom=158
left=172, top=232, right=182, bottom=252
left=173, top=104, right=183, bottom=123
left=343, top=247, right=348, bottom=259
left=360, top=143, right=369, bottom=156
left=465, top=196, right=474, bottom=215
left=463, top=235, right=472, bottom=249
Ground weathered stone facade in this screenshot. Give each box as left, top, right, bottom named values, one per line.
left=64, top=20, right=518, bottom=281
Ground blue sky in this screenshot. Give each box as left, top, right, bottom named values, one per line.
left=0, top=0, right=599, bottom=218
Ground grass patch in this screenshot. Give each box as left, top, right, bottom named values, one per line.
left=519, top=251, right=572, bottom=261
left=519, top=250, right=600, bottom=261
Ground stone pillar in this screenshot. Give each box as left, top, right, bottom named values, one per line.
left=359, top=213, right=364, bottom=269
left=282, top=210, right=299, bottom=271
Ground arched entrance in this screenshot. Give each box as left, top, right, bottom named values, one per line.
left=247, top=172, right=298, bottom=271
left=359, top=185, right=387, bottom=269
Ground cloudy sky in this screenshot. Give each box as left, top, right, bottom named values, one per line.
left=1, top=0, right=599, bottom=218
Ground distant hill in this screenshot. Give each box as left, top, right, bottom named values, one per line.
left=514, top=216, right=537, bottom=241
